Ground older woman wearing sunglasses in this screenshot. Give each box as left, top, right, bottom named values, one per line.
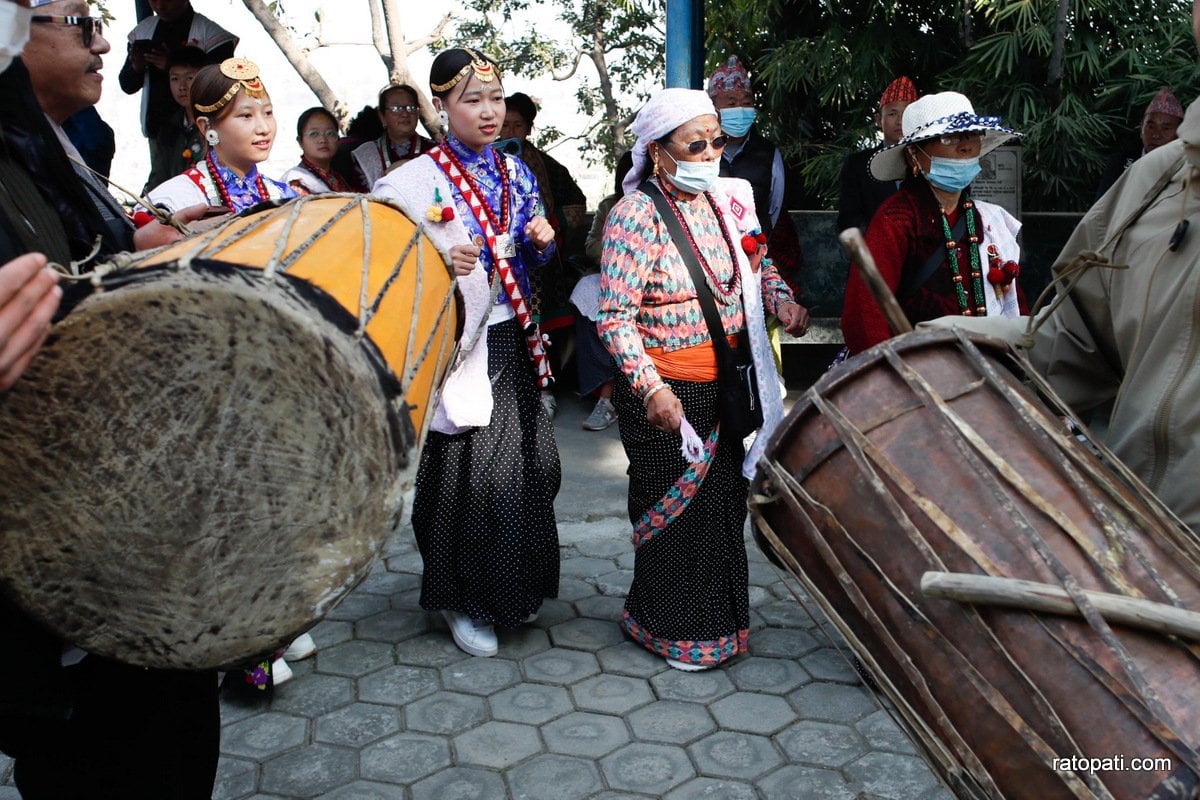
left=841, top=91, right=1026, bottom=355
left=596, top=88, right=804, bottom=671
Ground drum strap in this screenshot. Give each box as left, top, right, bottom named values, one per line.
left=429, top=145, right=553, bottom=388
left=897, top=206, right=968, bottom=303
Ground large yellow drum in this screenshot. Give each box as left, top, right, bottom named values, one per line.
left=0, top=195, right=459, bottom=669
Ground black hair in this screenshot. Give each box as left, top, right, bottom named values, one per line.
left=614, top=149, right=634, bottom=197
left=296, top=106, right=338, bottom=140
left=378, top=83, right=419, bottom=107
left=505, top=92, right=537, bottom=125
left=345, top=105, right=383, bottom=141
left=166, top=45, right=212, bottom=71
left=429, top=47, right=501, bottom=100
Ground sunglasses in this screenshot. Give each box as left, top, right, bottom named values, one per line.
left=935, top=131, right=984, bottom=147
left=386, top=104, right=419, bottom=115
left=31, top=15, right=103, bottom=48
left=672, top=135, right=728, bottom=155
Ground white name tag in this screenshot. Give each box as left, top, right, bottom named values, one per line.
left=493, top=232, right=517, bottom=260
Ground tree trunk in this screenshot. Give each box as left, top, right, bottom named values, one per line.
left=241, top=0, right=349, bottom=125
left=588, top=1, right=626, bottom=159
left=376, top=0, right=446, bottom=138
left=1047, top=0, right=1070, bottom=105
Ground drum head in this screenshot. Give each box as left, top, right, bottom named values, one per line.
left=0, top=267, right=404, bottom=669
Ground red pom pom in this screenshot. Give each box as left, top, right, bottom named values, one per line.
left=987, top=267, right=1006, bottom=286
left=756, top=232, right=768, bottom=244
left=741, top=234, right=758, bottom=255
left=1003, top=260, right=1019, bottom=278
left=441, top=206, right=455, bottom=221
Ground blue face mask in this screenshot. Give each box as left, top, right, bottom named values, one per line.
left=924, top=155, right=982, bottom=192
left=719, top=106, right=757, bottom=138
left=660, top=148, right=720, bottom=194
left=494, top=137, right=523, bottom=156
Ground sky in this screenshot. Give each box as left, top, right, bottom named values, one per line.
left=95, top=0, right=618, bottom=207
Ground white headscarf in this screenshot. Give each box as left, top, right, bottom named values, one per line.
left=623, top=88, right=719, bottom=196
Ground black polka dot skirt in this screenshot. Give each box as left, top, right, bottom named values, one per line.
left=611, top=375, right=750, bottom=667
left=411, top=318, right=561, bottom=627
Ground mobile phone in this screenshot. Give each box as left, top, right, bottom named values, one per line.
left=130, top=39, right=156, bottom=54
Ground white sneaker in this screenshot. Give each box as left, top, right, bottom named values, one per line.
left=665, top=656, right=711, bottom=672
left=581, top=397, right=617, bottom=430
left=442, top=610, right=498, bottom=657
left=540, top=391, right=557, bottom=419
left=271, top=657, right=294, bottom=686
left=283, top=632, right=317, bottom=661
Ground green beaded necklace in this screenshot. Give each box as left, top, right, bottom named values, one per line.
left=939, top=198, right=987, bottom=316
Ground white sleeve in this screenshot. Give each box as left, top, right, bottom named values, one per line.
left=768, top=149, right=786, bottom=227
left=145, top=174, right=210, bottom=214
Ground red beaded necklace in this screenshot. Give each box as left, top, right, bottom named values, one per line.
left=658, top=177, right=740, bottom=298
left=206, top=150, right=268, bottom=212
left=300, top=157, right=350, bottom=192
left=379, top=134, right=420, bottom=170
left=440, top=143, right=510, bottom=233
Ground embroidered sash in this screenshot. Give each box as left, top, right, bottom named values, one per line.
left=429, top=145, right=552, bottom=387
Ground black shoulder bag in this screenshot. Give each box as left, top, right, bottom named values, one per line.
left=640, top=179, right=762, bottom=439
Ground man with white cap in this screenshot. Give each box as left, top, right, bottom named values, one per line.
left=929, top=2, right=1200, bottom=532
left=1096, top=86, right=1186, bottom=198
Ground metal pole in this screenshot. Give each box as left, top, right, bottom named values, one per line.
left=665, top=0, right=695, bottom=88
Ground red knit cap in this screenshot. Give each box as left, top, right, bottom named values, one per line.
left=879, top=76, right=917, bottom=108
left=1145, top=87, right=1184, bottom=120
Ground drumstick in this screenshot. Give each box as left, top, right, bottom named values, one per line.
left=838, top=227, right=913, bottom=337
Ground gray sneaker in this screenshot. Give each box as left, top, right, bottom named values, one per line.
left=582, top=397, right=617, bottom=430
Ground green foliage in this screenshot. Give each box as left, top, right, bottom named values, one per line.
left=447, top=0, right=665, bottom=169
left=709, top=0, right=1200, bottom=211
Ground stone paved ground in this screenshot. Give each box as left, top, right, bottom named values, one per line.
left=0, top=396, right=955, bottom=800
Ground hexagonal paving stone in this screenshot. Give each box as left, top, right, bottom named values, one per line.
left=505, top=754, right=604, bottom=800
left=750, top=627, right=822, bottom=659
left=845, top=751, right=941, bottom=799
left=315, top=702, right=402, bottom=747
left=404, top=690, right=488, bottom=735
left=320, top=780, right=407, bottom=799
left=921, top=784, right=956, bottom=800
left=727, top=656, right=809, bottom=694
left=600, top=742, right=694, bottom=795
left=574, top=537, right=627, bottom=559
left=441, top=657, right=521, bottom=696
left=495, top=625, right=553, bottom=659
left=542, top=711, right=631, bottom=757
left=549, top=618, right=626, bottom=651
left=594, top=569, right=634, bottom=597
left=747, top=559, right=782, bottom=587
left=597, top=641, right=668, bottom=678
left=325, top=591, right=390, bottom=622
left=757, top=764, right=856, bottom=800
left=560, top=556, right=620, bottom=580
left=489, top=683, right=573, bottom=725
left=523, top=647, right=601, bottom=686
left=355, top=569, right=421, bottom=595
left=800, top=647, right=861, bottom=684
left=663, top=777, right=757, bottom=800
left=360, top=732, right=451, bottom=785
left=556, top=577, right=600, bottom=602
left=855, top=709, right=918, bottom=755
left=394, top=632, right=470, bottom=667
left=260, top=743, right=356, bottom=798
left=788, top=682, right=876, bottom=722
left=211, top=756, right=257, bottom=800
left=686, top=730, right=782, bottom=780
left=747, top=585, right=772, bottom=608
left=316, top=639, right=395, bottom=678
left=755, top=599, right=814, bottom=629
left=777, top=719, right=868, bottom=768
left=383, top=550, right=423, bottom=574
left=390, top=588, right=424, bottom=611
left=709, top=692, right=797, bottom=735
left=573, top=594, right=626, bottom=621
left=570, top=673, right=654, bottom=715
left=410, top=766, right=507, bottom=800
left=355, top=608, right=428, bottom=642
left=453, top=720, right=543, bottom=768
left=649, top=667, right=735, bottom=704
left=221, top=712, right=307, bottom=760
left=358, top=664, right=440, bottom=706
left=308, top=618, right=353, bottom=650
left=269, top=672, right=355, bottom=717
left=530, top=599, right=579, bottom=628
left=627, top=699, right=715, bottom=744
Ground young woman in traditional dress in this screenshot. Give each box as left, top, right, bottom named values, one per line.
left=132, top=57, right=295, bottom=228
left=597, top=88, right=805, bottom=670
left=840, top=91, right=1025, bottom=355
left=373, top=47, right=560, bottom=658
left=281, top=106, right=352, bottom=195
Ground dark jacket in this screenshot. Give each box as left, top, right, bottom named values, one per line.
left=718, top=129, right=779, bottom=236
left=836, top=144, right=899, bottom=234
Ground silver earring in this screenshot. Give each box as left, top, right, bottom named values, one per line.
left=437, top=110, right=449, bottom=129
left=205, top=129, right=220, bottom=146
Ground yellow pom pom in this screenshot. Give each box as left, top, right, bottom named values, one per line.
left=426, top=207, right=442, bottom=222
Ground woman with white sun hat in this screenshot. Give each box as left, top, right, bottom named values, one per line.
left=840, top=91, right=1025, bottom=355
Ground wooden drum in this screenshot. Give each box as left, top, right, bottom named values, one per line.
left=750, top=328, right=1200, bottom=800
left=0, top=195, right=458, bottom=669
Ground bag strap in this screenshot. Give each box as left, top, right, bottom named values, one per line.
left=639, top=179, right=738, bottom=376
left=896, top=202, right=969, bottom=303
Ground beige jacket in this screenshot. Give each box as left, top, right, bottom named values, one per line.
left=937, top=135, right=1200, bottom=530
